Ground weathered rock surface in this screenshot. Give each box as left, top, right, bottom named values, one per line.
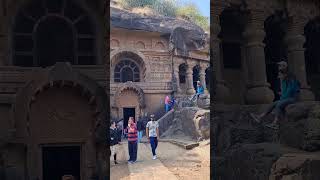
left=194, top=109, right=210, bottom=139
left=269, top=152, right=320, bottom=180
left=280, top=102, right=320, bottom=151
left=176, top=96, right=194, bottom=108
left=213, top=102, right=320, bottom=180
left=110, top=6, right=207, bottom=56
left=160, top=107, right=210, bottom=141
left=213, top=104, right=278, bottom=154
left=216, top=143, right=283, bottom=180
left=197, top=94, right=210, bottom=109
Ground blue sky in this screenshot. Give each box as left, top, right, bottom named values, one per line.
left=179, top=0, right=210, bottom=18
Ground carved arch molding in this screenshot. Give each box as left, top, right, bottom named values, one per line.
left=13, top=62, right=108, bottom=144
left=114, top=81, right=145, bottom=108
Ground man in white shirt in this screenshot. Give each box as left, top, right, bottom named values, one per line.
left=146, top=114, right=159, bottom=160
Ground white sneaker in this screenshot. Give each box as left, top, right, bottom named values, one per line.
left=152, top=155, right=157, bottom=160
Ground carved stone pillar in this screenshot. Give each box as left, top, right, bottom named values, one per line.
left=85, top=136, right=96, bottom=179
left=285, top=16, right=315, bottom=101
left=0, top=19, right=6, bottom=66
left=186, top=65, right=195, bottom=95
left=212, top=14, right=230, bottom=103
left=243, top=11, right=274, bottom=104
left=173, top=64, right=181, bottom=93
left=27, top=144, right=39, bottom=180
left=200, top=64, right=208, bottom=94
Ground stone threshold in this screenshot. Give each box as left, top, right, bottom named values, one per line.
left=140, top=138, right=199, bottom=150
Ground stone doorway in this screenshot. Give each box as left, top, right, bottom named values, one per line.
left=28, top=85, right=97, bottom=179
left=123, top=108, right=135, bottom=127
left=42, top=146, right=80, bottom=180
left=193, top=65, right=200, bottom=90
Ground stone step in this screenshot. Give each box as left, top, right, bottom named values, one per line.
left=141, top=138, right=199, bottom=150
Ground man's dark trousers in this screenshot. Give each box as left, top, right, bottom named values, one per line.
left=150, top=137, right=158, bottom=156
left=128, top=141, right=137, bottom=161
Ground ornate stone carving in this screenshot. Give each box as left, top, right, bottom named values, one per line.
left=244, top=0, right=282, bottom=17
left=48, top=107, right=76, bottom=122
left=110, top=39, right=120, bottom=48
left=286, top=0, right=320, bottom=25
left=149, top=56, right=171, bottom=74
left=135, top=41, right=146, bottom=49
left=155, top=42, right=166, bottom=50
left=115, top=81, right=145, bottom=108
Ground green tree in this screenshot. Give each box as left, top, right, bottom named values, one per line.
left=176, top=4, right=209, bottom=32
left=119, top=0, right=155, bottom=8
left=152, top=0, right=178, bottom=17
left=118, top=0, right=209, bottom=32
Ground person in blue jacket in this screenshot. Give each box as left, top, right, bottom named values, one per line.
left=251, top=61, right=300, bottom=130
left=190, top=81, right=204, bottom=101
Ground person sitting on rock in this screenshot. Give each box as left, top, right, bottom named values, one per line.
left=190, top=81, right=204, bottom=102
left=250, top=61, right=300, bottom=130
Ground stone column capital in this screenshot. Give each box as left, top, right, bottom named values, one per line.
left=200, top=63, right=209, bottom=70
left=285, top=34, right=305, bottom=52
left=173, top=64, right=180, bottom=71
left=243, top=29, right=266, bottom=45
left=212, top=17, right=221, bottom=36
left=211, top=2, right=227, bottom=17
left=243, top=11, right=266, bottom=44
left=199, top=72, right=206, bottom=77
left=246, top=10, right=267, bottom=28
left=186, top=67, right=193, bottom=75
left=287, top=16, right=308, bottom=36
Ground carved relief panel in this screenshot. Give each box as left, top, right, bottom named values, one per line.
left=148, top=56, right=172, bottom=81
left=110, top=39, right=120, bottom=48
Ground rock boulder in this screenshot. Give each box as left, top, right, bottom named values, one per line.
left=280, top=102, right=320, bottom=151
left=217, top=143, right=283, bottom=180
left=269, top=153, right=320, bottom=180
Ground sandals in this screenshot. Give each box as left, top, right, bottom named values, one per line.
left=265, top=123, right=279, bottom=130
left=250, top=113, right=261, bottom=123
left=250, top=113, right=279, bottom=130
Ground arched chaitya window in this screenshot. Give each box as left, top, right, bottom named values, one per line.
left=13, top=0, right=96, bottom=67
left=114, top=59, right=140, bottom=83
left=179, top=64, right=187, bottom=84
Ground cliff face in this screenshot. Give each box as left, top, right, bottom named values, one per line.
left=213, top=102, right=320, bottom=180
left=110, top=6, right=207, bottom=56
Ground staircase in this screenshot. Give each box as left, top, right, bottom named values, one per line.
left=157, top=110, right=175, bottom=136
